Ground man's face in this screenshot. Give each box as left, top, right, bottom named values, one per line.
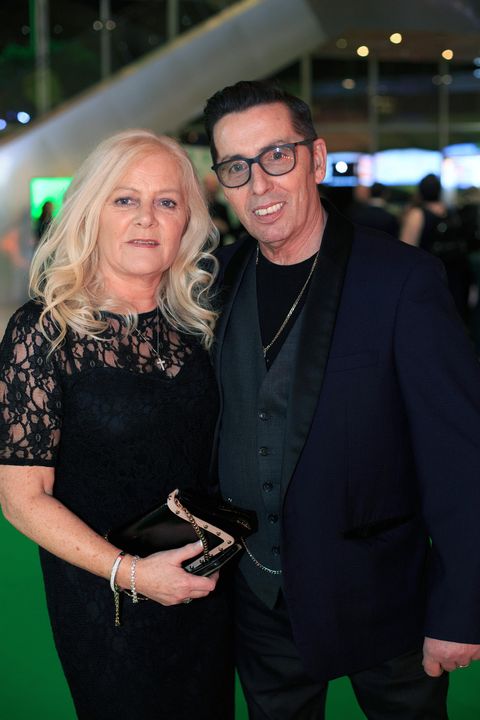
left=213, top=102, right=326, bottom=255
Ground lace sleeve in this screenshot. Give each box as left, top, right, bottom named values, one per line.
left=0, top=303, right=62, bottom=466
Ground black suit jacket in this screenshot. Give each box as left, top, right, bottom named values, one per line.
left=213, top=200, right=480, bottom=681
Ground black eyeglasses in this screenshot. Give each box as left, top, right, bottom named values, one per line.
left=212, top=138, right=317, bottom=188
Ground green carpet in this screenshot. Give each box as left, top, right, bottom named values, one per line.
left=1, top=513, right=478, bottom=719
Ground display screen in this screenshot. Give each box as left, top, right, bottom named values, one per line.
left=372, top=149, right=442, bottom=186
left=441, top=153, right=480, bottom=189
left=30, top=177, right=72, bottom=222
left=323, top=152, right=361, bottom=187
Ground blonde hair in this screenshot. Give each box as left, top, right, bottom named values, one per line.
left=30, top=129, right=219, bottom=351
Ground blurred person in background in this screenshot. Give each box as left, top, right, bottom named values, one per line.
left=400, top=173, right=472, bottom=321
left=203, top=171, right=238, bottom=245
left=459, top=187, right=480, bottom=351
left=0, top=130, right=233, bottom=720
left=348, top=182, right=400, bottom=237
left=35, top=200, right=54, bottom=243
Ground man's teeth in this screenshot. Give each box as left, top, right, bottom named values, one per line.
left=254, top=203, right=283, bottom=217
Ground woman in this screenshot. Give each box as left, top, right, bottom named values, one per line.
left=400, top=173, right=471, bottom=320
left=0, top=130, right=233, bottom=719
left=35, top=199, right=54, bottom=242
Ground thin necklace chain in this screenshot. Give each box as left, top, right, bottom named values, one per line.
left=257, top=246, right=320, bottom=358
left=134, top=307, right=166, bottom=371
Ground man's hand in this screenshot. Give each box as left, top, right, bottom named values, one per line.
left=423, top=637, right=480, bottom=676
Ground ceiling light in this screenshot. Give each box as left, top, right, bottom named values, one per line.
left=342, top=78, right=356, bottom=90
left=389, top=33, right=402, bottom=44
left=17, top=111, right=31, bottom=124
left=441, top=49, right=454, bottom=61
left=357, top=45, right=369, bottom=57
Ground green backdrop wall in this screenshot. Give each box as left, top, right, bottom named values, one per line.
left=1, top=513, right=479, bottom=719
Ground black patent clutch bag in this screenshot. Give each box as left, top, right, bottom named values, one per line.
left=107, top=489, right=257, bottom=576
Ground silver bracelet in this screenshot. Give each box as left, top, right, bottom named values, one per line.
left=130, top=555, right=140, bottom=604
left=110, top=551, right=126, bottom=592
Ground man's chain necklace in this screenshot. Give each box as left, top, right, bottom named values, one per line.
left=257, top=245, right=320, bottom=358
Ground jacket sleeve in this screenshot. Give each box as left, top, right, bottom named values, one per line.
left=394, top=255, right=480, bottom=642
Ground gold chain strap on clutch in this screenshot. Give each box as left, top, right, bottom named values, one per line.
left=172, top=493, right=212, bottom=561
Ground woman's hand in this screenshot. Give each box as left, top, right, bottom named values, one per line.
left=0, top=466, right=219, bottom=606
left=119, top=541, right=219, bottom=606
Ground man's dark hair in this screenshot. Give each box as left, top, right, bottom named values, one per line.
left=418, top=174, right=441, bottom=203
left=203, top=80, right=317, bottom=163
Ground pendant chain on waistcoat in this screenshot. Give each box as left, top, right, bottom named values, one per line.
left=241, top=539, right=282, bottom=575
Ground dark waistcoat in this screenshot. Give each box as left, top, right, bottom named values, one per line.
left=218, top=253, right=303, bottom=607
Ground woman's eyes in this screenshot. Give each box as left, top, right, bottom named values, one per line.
left=157, top=198, right=177, bottom=208
left=112, top=197, right=178, bottom=208
left=113, top=196, right=136, bottom=207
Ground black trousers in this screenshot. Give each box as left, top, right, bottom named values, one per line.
left=235, top=573, right=449, bottom=720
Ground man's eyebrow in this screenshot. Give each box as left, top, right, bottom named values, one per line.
left=219, top=140, right=290, bottom=164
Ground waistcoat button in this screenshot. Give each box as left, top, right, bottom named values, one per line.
left=258, top=446, right=269, bottom=456
left=262, top=482, right=273, bottom=492
left=259, top=411, right=269, bottom=421
left=271, top=545, right=280, bottom=556
left=268, top=513, right=279, bottom=524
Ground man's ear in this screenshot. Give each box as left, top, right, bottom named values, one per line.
left=312, top=138, right=327, bottom=183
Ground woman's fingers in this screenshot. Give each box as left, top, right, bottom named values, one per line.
left=134, top=544, right=218, bottom=605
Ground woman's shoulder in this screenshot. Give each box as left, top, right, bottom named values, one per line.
left=3, top=300, right=44, bottom=337
left=10, top=299, right=43, bottom=321
left=0, top=300, right=55, bottom=354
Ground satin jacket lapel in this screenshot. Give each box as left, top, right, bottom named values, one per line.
left=213, top=236, right=257, bottom=379
left=281, top=202, right=353, bottom=494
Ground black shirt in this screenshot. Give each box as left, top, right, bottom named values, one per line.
left=256, top=248, right=318, bottom=368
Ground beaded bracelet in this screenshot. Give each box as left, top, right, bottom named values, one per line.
left=110, top=551, right=126, bottom=627
left=130, top=555, right=140, bottom=604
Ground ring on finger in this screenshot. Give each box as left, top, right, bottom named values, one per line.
left=182, top=597, right=192, bottom=604
left=456, top=663, right=469, bottom=669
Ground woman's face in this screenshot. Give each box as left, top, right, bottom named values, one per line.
left=97, top=149, right=188, bottom=289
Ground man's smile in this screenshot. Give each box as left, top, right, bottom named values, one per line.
left=253, top=202, right=285, bottom=217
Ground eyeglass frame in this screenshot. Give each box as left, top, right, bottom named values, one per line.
left=211, top=138, right=317, bottom=188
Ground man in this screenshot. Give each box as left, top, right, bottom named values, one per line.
left=348, top=182, right=400, bottom=238
left=203, top=80, right=480, bottom=719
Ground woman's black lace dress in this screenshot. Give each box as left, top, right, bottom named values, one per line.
left=0, top=301, right=233, bottom=720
